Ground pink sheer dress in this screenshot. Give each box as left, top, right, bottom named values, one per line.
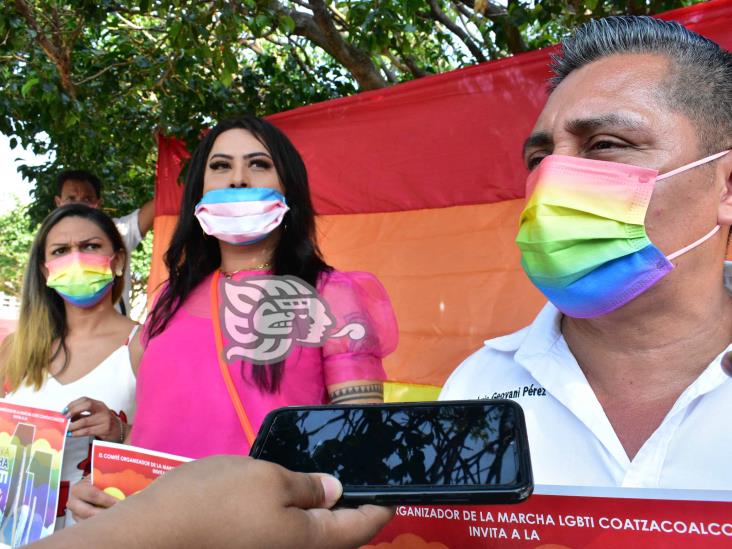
left=131, top=269, right=397, bottom=458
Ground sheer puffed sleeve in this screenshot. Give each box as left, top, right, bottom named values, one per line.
left=317, top=270, right=398, bottom=387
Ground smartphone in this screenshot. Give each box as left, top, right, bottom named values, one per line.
left=250, top=399, right=533, bottom=505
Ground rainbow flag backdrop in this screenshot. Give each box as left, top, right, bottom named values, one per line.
left=149, top=0, right=732, bottom=401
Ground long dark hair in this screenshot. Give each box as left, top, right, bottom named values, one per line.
left=146, top=115, right=331, bottom=392
left=5, top=204, right=125, bottom=390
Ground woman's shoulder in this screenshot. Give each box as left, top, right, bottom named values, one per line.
left=317, top=269, right=387, bottom=293
left=111, top=314, right=139, bottom=340
left=317, top=270, right=394, bottom=314
left=316, top=269, right=398, bottom=354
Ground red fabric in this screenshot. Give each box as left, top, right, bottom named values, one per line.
left=57, top=481, right=69, bottom=517
left=154, top=0, right=732, bottom=216
left=155, top=134, right=190, bottom=216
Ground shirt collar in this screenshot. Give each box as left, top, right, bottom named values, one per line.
left=483, top=302, right=562, bottom=357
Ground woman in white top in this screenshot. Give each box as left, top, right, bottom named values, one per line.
left=0, top=204, right=142, bottom=529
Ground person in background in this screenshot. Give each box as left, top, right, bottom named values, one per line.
left=68, top=115, right=397, bottom=519
left=54, top=170, right=154, bottom=315
left=0, top=204, right=140, bottom=528
left=31, top=456, right=393, bottom=549
left=440, top=16, right=732, bottom=489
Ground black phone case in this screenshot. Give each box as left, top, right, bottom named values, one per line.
left=249, top=399, right=533, bottom=506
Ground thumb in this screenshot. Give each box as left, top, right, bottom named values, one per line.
left=312, top=474, right=343, bottom=509
left=281, top=470, right=343, bottom=510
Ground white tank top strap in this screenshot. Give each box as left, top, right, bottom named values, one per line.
left=124, top=324, right=141, bottom=346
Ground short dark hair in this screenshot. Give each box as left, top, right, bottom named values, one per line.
left=550, top=16, right=732, bottom=152
left=56, top=170, right=102, bottom=199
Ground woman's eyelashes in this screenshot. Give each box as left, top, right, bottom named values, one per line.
left=209, top=160, right=231, bottom=171
left=249, top=158, right=272, bottom=170
left=208, top=158, right=272, bottom=171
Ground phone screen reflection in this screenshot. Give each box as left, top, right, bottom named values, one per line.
left=258, top=404, right=523, bottom=487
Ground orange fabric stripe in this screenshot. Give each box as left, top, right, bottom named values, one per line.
left=148, top=207, right=732, bottom=389
left=317, top=199, right=546, bottom=388
left=146, top=215, right=178, bottom=304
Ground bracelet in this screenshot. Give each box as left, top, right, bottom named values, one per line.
left=112, top=413, right=127, bottom=444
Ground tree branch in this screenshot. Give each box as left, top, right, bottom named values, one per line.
left=116, top=12, right=159, bottom=41
left=502, top=0, right=527, bottom=53
left=258, top=0, right=386, bottom=90
left=13, top=0, right=77, bottom=97
left=303, top=0, right=387, bottom=90
left=73, top=59, right=134, bottom=86
left=427, top=0, right=487, bottom=63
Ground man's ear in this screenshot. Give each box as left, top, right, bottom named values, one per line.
left=54, top=196, right=62, bottom=208
left=717, top=152, right=732, bottom=226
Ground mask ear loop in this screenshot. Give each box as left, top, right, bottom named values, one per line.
left=667, top=225, right=720, bottom=261
left=658, top=151, right=729, bottom=261
left=657, top=150, right=729, bottom=181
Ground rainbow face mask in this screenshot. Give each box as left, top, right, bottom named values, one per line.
left=516, top=151, right=728, bottom=318
left=194, top=187, right=289, bottom=246
left=45, top=252, right=115, bottom=308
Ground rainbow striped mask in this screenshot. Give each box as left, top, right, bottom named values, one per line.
left=194, top=187, right=289, bottom=246
left=516, top=152, right=728, bottom=318
left=45, top=252, right=115, bottom=308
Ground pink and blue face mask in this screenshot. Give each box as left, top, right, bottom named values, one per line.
left=45, top=252, right=115, bottom=308
left=194, top=187, right=289, bottom=246
left=516, top=151, right=728, bottom=318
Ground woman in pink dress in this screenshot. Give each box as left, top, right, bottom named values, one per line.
left=69, top=115, right=398, bottom=519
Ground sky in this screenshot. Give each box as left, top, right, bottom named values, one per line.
left=0, top=134, right=52, bottom=214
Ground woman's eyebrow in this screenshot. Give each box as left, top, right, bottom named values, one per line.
left=49, top=236, right=103, bottom=247
left=209, top=152, right=272, bottom=160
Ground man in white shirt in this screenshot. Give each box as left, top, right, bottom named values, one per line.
left=440, top=16, right=732, bottom=490
left=54, top=170, right=154, bottom=315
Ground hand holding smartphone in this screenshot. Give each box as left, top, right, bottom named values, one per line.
left=250, top=400, right=533, bottom=505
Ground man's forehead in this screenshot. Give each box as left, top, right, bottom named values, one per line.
left=61, top=179, right=96, bottom=194
left=530, top=53, right=669, bottom=137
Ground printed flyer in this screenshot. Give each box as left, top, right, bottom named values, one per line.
left=91, top=441, right=191, bottom=500
left=363, top=486, right=732, bottom=549
left=0, top=400, right=69, bottom=548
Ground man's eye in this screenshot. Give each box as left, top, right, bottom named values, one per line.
left=588, top=139, right=628, bottom=151
left=526, top=156, right=546, bottom=170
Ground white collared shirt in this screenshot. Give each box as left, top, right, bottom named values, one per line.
left=114, top=209, right=142, bottom=315
left=440, top=292, right=732, bottom=490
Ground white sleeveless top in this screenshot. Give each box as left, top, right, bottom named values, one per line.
left=4, top=325, right=138, bottom=528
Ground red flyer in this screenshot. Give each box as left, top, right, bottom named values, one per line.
left=91, top=441, right=191, bottom=500
left=363, top=486, right=732, bottom=549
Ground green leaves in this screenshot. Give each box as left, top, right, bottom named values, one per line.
left=0, top=0, right=707, bottom=231
left=279, top=14, right=296, bottom=34
left=20, top=78, right=39, bottom=98
left=0, top=202, right=36, bottom=297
